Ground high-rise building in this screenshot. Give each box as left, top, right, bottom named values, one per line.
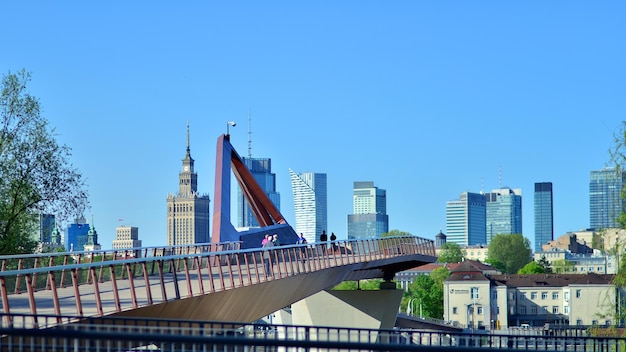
left=112, top=225, right=142, bottom=251
left=347, top=181, right=389, bottom=240
left=35, top=213, right=55, bottom=243
left=446, top=192, right=486, bottom=246
left=166, top=124, right=210, bottom=246
left=534, top=182, right=554, bottom=253
left=590, top=168, right=626, bottom=230
left=290, top=169, right=327, bottom=244
left=236, top=158, right=280, bottom=229
left=485, top=188, right=522, bottom=244
left=64, top=216, right=90, bottom=252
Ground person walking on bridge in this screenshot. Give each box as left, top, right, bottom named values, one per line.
left=262, top=236, right=275, bottom=276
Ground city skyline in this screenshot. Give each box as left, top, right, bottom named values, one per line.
left=2, top=2, right=624, bottom=249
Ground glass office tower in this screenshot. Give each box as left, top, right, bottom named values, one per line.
left=290, top=169, right=327, bottom=244
left=485, top=188, right=522, bottom=244
left=236, top=157, right=280, bottom=229
left=534, top=182, right=553, bottom=252
left=347, top=182, right=389, bottom=240
left=446, top=192, right=486, bottom=246
left=590, top=168, right=626, bottom=230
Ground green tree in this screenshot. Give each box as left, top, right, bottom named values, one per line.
left=401, top=266, right=449, bottom=319
left=484, top=258, right=506, bottom=273
left=551, top=259, right=575, bottom=274
left=381, top=229, right=412, bottom=237
left=517, top=261, right=546, bottom=274
left=0, top=70, right=89, bottom=254
left=487, top=234, right=532, bottom=274
left=537, top=255, right=553, bottom=273
left=437, top=242, right=465, bottom=263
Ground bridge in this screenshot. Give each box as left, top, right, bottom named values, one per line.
left=0, top=236, right=436, bottom=329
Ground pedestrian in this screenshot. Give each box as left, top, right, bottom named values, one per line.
left=320, top=230, right=328, bottom=254
left=272, top=234, right=280, bottom=246
left=330, top=232, right=337, bottom=252
left=297, top=233, right=308, bottom=263
left=262, top=236, right=275, bottom=276
left=261, top=234, right=270, bottom=246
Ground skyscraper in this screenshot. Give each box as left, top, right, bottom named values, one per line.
left=290, top=169, right=327, bottom=244
left=485, top=188, right=522, bottom=244
left=446, top=192, right=486, bottom=246
left=347, top=181, right=389, bottom=240
left=590, top=168, right=626, bottom=230
left=237, top=158, right=280, bottom=229
left=64, top=216, right=90, bottom=252
left=166, top=124, right=210, bottom=246
left=534, top=182, right=554, bottom=252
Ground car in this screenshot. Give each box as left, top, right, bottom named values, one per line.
left=520, top=324, right=531, bottom=329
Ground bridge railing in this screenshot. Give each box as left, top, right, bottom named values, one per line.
left=0, top=236, right=435, bottom=328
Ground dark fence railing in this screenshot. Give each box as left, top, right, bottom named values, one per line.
left=0, top=313, right=624, bottom=352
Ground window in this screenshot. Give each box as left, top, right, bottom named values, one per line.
left=531, top=306, right=537, bottom=314
left=564, top=292, right=570, bottom=302
left=492, top=291, right=497, bottom=300
left=564, top=306, right=569, bottom=314
left=520, top=292, right=527, bottom=300
left=510, top=292, right=516, bottom=300
left=531, top=292, right=538, bottom=300
left=520, top=306, right=526, bottom=315
left=542, top=306, right=548, bottom=313
left=576, top=290, right=581, bottom=298
left=589, top=267, right=594, bottom=272
left=552, top=306, right=559, bottom=314
left=576, top=319, right=583, bottom=325
left=592, top=320, right=598, bottom=325
left=471, top=287, right=479, bottom=300
left=452, top=307, right=458, bottom=314
left=542, top=292, right=548, bottom=300
left=552, top=292, right=559, bottom=300
left=477, top=307, right=483, bottom=315
left=606, top=320, right=611, bottom=326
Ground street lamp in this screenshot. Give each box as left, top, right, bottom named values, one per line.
left=226, top=121, right=236, bottom=135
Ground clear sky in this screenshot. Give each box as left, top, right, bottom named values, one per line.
left=2, top=2, right=625, bottom=249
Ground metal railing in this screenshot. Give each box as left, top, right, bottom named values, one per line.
left=0, top=236, right=435, bottom=328
left=1, top=313, right=624, bottom=351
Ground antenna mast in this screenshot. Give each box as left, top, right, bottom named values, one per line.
left=247, top=108, right=252, bottom=158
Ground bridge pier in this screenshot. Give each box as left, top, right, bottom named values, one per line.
left=284, top=288, right=403, bottom=330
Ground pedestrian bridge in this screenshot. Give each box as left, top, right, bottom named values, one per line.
left=0, top=236, right=436, bottom=329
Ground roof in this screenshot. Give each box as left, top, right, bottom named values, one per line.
left=490, top=273, right=615, bottom=288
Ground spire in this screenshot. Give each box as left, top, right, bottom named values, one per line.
left=186, top=120, right=191, bottom=157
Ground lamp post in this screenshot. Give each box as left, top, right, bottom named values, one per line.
left=226, top=121, right=236, bottom=135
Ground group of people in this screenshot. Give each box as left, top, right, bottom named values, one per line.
left=261, top=230, right=340, bottom=276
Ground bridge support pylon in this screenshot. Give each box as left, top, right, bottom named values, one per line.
left=287, top=289, right=403, bottom=330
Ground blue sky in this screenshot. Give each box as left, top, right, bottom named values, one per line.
left=2, top=2, right=625, bottom=249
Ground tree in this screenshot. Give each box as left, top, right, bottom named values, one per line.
left=517, top=261, right=546, bottom=274
left=537, top=255, right=553, bottom=273
left=437, top=242, right=464, bottom=263
left=381, top=229, right=412, bottom=237
left=487, top=234, right=532, bottom=274
left=0, top=70, right=89, bottom=254
left=401, top=266, right=449, bottom=319
left=551, top=259, right=575, bottom=274
left=484, top=258, right=506, bottom=273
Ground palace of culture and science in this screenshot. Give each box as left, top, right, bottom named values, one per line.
left=166, top=125, right=211, bottom=246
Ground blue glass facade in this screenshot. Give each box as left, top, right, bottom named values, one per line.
left=590, top=168, right=626, bottom=230
left=485, top=188, right=522, bottom=244
left=446, top=192, right=486, bottom=246
left=237, top=157, right=280, bottom=228
left=347, top=182, right=389, bottom=240
left=534, top=182, right=553, bottom=253
left=64, top=219, right=90, bottom=252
